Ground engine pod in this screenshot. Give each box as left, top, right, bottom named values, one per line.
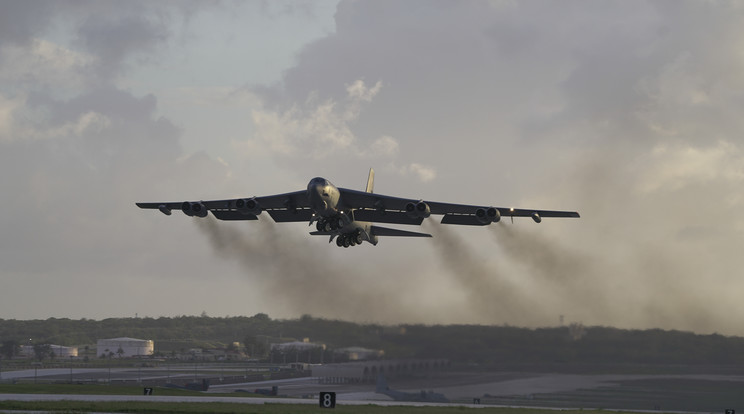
left=235, top=197, right=262, bottom=215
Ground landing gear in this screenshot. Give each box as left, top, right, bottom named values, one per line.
left=319, top=214, right=348, bottom=231
left=316, top=218, right=335, bottom=232
left=335, top=229, right=364, bottom=248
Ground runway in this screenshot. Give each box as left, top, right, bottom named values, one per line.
left=2, top=367, right=744, bottom=412
left=0, top=392, right=467, bottom=409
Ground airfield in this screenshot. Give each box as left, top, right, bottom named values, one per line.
left=2, top=365, right=743, bottom=412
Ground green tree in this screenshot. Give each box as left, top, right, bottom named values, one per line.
left=1, top=340, right=20, bottom=359
left=33, top=344, right=51, bottom=361
left=244, top=335, right=268, bottom=359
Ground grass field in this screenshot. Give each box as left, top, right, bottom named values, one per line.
left=0, top=384, right=667, bottom=414
left=0, top=383, right=247, bottom=397
left=0, top=400, right=653, bottom=414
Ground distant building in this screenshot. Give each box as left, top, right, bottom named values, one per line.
left=270, top=340, right=323, bottom=352
left=334, top=347, right=384, bottom=361
left=270, top=339, right=326, bottom=364
left=97, top=337, right=153, bottom=357
left=20, top=344, right=78, bottom=358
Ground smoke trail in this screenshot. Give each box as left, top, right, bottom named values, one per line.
left=490, top=223, right=614, bottom=325
left=423, top=220, right=549, bottom=325
left=195, top=216, right=433, bottom=323
left=489, top=222, right=724, bottom=333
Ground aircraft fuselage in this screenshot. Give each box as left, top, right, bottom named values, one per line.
left=307, top=177, right=340, bottom=216
left=306, top=177, right=375, bottom=247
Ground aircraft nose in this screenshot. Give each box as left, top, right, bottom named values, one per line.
left=307, top=178, right=330, bottom=199
left=314, top=182, right=328, bottom=197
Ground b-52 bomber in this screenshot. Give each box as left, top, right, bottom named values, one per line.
left=137, top=169, right=579, bottom=248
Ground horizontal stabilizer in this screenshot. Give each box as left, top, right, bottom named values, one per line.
left=211, top=210, right=258, bottom=221
left=371, top=225, right=432, bottom=238
left=267, top=209, right=314, bottom=223
left=441, top=214, right=490, bottom=226
left=499, top=208, right=580, bottom=218
left=353, top=210, right=424, bottom=225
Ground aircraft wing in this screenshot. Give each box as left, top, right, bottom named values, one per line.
left=338, top=187, right=579, bottom=226
left=370, top=226, right=432, bottom=237
left=309, top=226, right=431, bottom=238
left=136, top=190, right=311, bottom=222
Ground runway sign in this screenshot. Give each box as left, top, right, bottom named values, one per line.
left=143, top=387, right=153, bottom=395
left=725, top=410, right=734, bottom=414
left=319, top=391, right=336, bottom=408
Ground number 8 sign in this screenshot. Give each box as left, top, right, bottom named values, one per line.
left=319, top=391, right=336, bottom=408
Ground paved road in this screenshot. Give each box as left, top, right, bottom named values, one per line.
left=0, top=393, right=473, bottom=408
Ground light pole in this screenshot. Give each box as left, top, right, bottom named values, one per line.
left=69, top=355, right=73, bottom=383
left=192, top=351, right=197, bottom=382
left=104, top=349, right=111, bottom=385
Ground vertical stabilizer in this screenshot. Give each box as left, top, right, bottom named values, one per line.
left=366, top=168, right=375, bottom=193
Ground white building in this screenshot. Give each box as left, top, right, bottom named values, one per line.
left=97, top=337, right=154, bottom=358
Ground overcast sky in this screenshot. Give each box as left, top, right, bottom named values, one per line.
left=2, top=0, right=743, bottom=335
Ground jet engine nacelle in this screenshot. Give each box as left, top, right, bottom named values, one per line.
left=181, top=201, right=208, bottom=218
left=235, top=197, right=262, bottom=215
left=475, top=207, right=501, bottom=224
left=405, top=200, right=431, bottom=219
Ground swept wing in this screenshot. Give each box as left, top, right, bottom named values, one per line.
left=338, top=188, right=579, bottom=225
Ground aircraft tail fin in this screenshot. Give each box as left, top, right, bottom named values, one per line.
left=366, top=168, right=375, bottom=193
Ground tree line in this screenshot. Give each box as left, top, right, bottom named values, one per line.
left=2, top=314, right=744, bottom=366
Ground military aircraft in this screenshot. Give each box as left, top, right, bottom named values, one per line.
left=376, top=374, right=449, bottom=403
left=136, top=169, right=579, bottom=248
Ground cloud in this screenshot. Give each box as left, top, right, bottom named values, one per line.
left=0, top=38, right=94, bottom=90
left=75, top=12, right=170, bottom=79
left=635, top=140, right=744, bottom=194
left=246, top=79, right=383, bottom=158
left=4, top=0, right=744, bottom=334
left=367, top=135, right=399, bottom=157
left=408, top=163, right=436, bottom=182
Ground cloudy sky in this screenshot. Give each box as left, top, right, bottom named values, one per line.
left=2, top=0, right=743, bottom=335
